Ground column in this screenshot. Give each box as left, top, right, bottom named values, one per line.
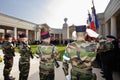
left=26, top=29, right=28, bottom=38
left=35, top=31, right=37, bottom=40
left=67, top=26, right=69, bottom=39
left=39, top=29, right=41, bottom=40
left=105, top=22, right=109, bottom=37
left=37, top=29, right=40, bottom=40
left=111, top=16, right=117, bottom=37
left=14, top=27, right=17, bottom=39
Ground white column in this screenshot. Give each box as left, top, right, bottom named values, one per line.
left=39, top=29, right=41, bottom=40
left=111, top=16, right=117, bottom=37
left=37, top=29, right=40, bottom=40
left=26, top=29, right=28, bottom=38
left=67, top=26, right=69, bottom=39
left=105, top=22, right=109, bottom=37
left=35, top=31, right=37, bottom=40
left=14, top=27, right=17, bottom=39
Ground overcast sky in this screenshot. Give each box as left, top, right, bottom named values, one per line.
left=0, top=0, right=110, bottom=29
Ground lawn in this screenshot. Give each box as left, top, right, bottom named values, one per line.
left=15, top=45, right=66, bottom=61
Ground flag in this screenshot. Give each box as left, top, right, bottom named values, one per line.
left=92, top=0, right=99, bottom=30
left=87, top=11, right=92, bottom=28
left=86, top=11, right=94, bottom=41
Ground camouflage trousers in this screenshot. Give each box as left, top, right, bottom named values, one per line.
left=19, top=57, right=30, bottom=80
left=3, top=57, right=13, bottom=80
left=39, top=66, right=54, bottom=80
left=71, top=67, right=96, bottom=80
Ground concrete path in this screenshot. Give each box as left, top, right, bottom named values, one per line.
left=0, top=50, right=120, bottom=80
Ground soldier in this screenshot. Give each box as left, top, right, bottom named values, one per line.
left=36, top=27, right=60, bottom=80
left=62, top=25, right=99, bottom=80
left=18, top=33, right=34, bottom=80
left=2, top=33, right=15, bottom=80
left=98, top=35, right=115, bottom=80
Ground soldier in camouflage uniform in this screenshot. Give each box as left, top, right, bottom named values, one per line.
left=18, top=33, right=34, bottom=80
left=62, top=25, right=99, bottom=80
left=2, top=33, right=15, bottom=80
left=36, top=27, right=60, bottom=80
left=97, top=35, right=114, bottom=80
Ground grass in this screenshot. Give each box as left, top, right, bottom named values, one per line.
left=15, top=45, right=38, bottom=53
left=57, top=45, right=66, bottom=60
left=15, top=45, right=66, bottom=61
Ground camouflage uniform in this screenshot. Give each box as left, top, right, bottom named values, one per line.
left=18, top=41, right=33, bottom=80
left=36, top=43, right=59, bottom=80
left=98, top=39, right=114, bottom=80
left=63, top=41, right=99, bottom=80
left=2, top=41, right=15, bottom=80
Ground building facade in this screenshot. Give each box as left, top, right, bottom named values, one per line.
left=0, top=13, right=40, bottom=41
left=0, top=0, right=120, bottom=43
left=98, top=0, right=120, bottom=38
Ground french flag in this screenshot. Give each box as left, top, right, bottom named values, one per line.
left=91, top=6, right=99, bottom=31
left=86, top=11, right=93, bottom=41
left=87, top=11, right=92, bottom=29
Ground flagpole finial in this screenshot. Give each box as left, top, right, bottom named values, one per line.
left=92, top=0, right=94, bottom=3
left=92, top=0, right=94, bottom=6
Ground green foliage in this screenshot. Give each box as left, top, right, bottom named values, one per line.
left=57, top=46, right=66, bottom=60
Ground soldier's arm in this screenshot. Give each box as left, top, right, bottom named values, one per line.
left=36, top=45, right=41, bottom=58
left=2, top=42, right=11, bottom=50
left=62, top=47, right=70, bottom=76
left=97, top=42, right=107, bottom=53
left=53, top=46, right=60, bottom=60
left=2, top=42, right=12, bottom=54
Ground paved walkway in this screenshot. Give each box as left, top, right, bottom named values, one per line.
left=0, top=50, right=120, bottom=80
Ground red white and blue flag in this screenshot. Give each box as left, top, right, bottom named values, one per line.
left=87, top=1, right=99, bottom=32
left=86, top=0, right=99, bottom=41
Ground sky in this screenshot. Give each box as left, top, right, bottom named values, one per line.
left=0, top=0, right=110, bottom=29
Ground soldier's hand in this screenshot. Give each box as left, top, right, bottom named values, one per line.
left=35, top=54, right=40, bottom=58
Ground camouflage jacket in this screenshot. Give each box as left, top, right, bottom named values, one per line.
left=19, top=41, right=33, bottom=59
left=97, top=40, right=114, bottom=53
left=36, top=43, right=59, bottom=69
left=2, top=41, right=15, bottom=58
left=62, top=40, right=99, bottom=74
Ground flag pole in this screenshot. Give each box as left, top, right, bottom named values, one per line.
left=92, top=0, right=94, bottom=7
